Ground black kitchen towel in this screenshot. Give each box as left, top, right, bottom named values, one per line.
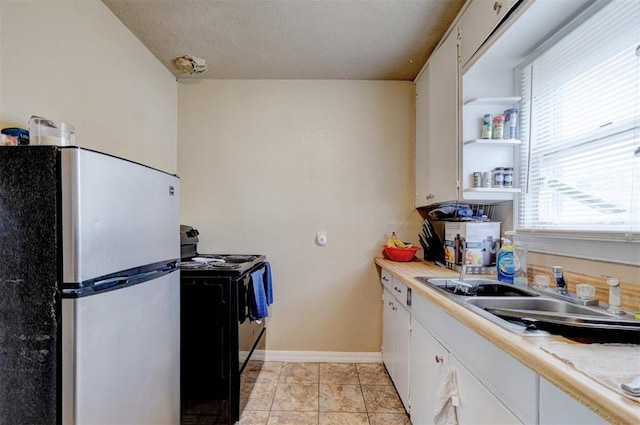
left=264, top=262, right=273, bottom=305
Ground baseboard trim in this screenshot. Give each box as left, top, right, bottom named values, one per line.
left=256, top=350, right=382, bottom=363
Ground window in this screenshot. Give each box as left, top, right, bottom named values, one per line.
left=516, top=0, right=640, bottom=236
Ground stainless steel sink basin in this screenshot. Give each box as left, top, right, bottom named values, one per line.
left=465, top=297, right=610, bottom=316
left=415, top=276, right=640, bottom=342
left=417, top=277, right=538, bottom=297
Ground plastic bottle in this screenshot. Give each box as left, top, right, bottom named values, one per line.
left=513, top=243, right=528, bottom=286
left=497, top=238, right=515, bottom=284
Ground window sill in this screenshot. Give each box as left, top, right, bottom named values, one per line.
left=506, top=230, right=640, bottom=266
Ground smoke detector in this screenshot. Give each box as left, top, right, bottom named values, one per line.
left=173, top=55, right=208, bottom=74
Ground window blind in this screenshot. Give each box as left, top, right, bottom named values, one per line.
left=517, top=0, right=640, bottom=234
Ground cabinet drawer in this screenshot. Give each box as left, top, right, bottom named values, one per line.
left=412, top=293, right=537, bottom=424
left=381, top=271, right=409, bottom=307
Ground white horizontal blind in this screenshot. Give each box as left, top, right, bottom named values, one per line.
left=517, top=0, right=640, bottom=234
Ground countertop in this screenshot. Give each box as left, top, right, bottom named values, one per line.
left=375, top=257, right=640, bottom=425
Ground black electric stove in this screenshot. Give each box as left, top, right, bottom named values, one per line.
left=179, top=226, right=269, bottom=425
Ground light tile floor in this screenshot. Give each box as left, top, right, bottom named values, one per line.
left=240, top=362, right=412, bottom=425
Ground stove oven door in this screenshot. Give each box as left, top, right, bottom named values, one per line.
left=238, top=269, right=267, bottom=373
left=237, top=267, right=267, bottom=421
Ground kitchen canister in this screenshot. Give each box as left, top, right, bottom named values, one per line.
left=482, top=171, right=492, bottom=187
left=492, top=167, right=504, bottom=187
left=503, top=167, right=514, bottom=188
left=29, top=116, right=76, bottom=146
left=472, top=171, right=482, bottom=188
left=504, top=109, right=518, bottom=139
left=481, top=114, right=493, bottom=139
left=492, top=115, right=505, bottom=139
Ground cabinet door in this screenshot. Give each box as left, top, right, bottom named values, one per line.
left=459, top=0, right=510, bottom=66
left=415, top=66, right=431, bottom=207
left=382, top=286, right=411, bottom=411
left=451, top=355, right=522, bottom=424
left=394, top=302, right=411, bottom=411
left=427, top=29, right=460, bottom=204
left=409, top=318, right=449, bottom=425
left=382, top=289, right=395, bottom=377
left=539, top=377, right=607, bottom=424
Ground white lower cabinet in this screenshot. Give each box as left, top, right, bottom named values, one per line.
left=412, top=291, right=538, bottom=424
left=382, top=287, right=411, bottom=411
left=409, top=315, right=522, bottom=425
left=452, top=355, right=522, bottom=424
left=409, top=318, right=449, bottom=425
left=539, top=377, right=607, bottom=425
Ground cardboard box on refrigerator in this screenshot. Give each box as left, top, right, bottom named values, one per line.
left=444, top=222, right=500, bottom=274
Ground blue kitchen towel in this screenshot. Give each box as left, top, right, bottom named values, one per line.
left=250, top=269, right=269, bottom=320
left=264, top=262, right=273, bottom=305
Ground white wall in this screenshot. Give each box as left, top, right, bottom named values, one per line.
left=178, top=80, right=421, bottom=352
left=0, top=0, right=177, bottom=173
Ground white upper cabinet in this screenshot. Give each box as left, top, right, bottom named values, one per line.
left=459, top=0, right=518, bottom=66
left=415, top=66, right=431, bottom=207
left=414, top=28, right=460, bottom=208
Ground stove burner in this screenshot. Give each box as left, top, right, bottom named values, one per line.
left=223, top=255, right=255, bottom=263
left=196, top=254, right=257, bottom=263
left=209, top=262, right=241, bottom=269
left=178, top=261, right=206, bottom=269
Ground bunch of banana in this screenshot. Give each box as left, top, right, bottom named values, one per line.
left=386, top=232, right=413, bottom=249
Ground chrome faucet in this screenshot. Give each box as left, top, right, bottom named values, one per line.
left=455, top=246, right=479, bottom=295
left=552, top=266, right=568, bottom=295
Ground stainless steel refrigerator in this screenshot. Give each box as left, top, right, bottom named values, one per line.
left=0, top=146, right=180, bottom=425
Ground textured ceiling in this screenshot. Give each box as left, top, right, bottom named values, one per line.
left=101, top=0, right=465, bottom=80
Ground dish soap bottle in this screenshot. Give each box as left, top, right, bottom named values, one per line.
left=497, top=238, right=515, bottom=284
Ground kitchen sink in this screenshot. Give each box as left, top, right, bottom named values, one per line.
left=417, top=277, right=538, bottom=297
left=415, top=276, right=640, bottom=342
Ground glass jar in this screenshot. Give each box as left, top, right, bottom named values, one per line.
left=492, top=115, right=505, bottom=139
left=503, top=167, right=514, bottom=188
left=492, top=167, right=504, bottom=188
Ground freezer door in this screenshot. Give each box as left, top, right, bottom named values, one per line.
left=62, top=270, right=180, bottom=425
left=61, top=148, right=179, bottom=284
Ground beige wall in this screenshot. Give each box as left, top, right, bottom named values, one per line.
left=0, top=0, right=177, bottom=173
left=178, top=80, right=421, bottom=352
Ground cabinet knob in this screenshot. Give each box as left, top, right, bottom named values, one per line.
left=435, top=355, right=444, bottom=363
left=393, top=286, right=402, bottom=293
left=382, top=276, right=389, bottom=282
left=426, top=194, right=434, bottom=201
left=493, top=2, right=503, bottom=13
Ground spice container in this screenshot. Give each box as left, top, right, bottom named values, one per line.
left=503, top=167, right=514, bottom=188
left=492, top=115, right=505, bottom=139
left=482, top=171, right=492, bottom=188
left=472, top=172, right=482, bottom=188
left=492, top=167, right=504, bottom=187
left=504, top=109, right=518, bottom=139
left=481, top=114, right=493, bottom=139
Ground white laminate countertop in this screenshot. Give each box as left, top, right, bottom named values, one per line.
left=375, top=257, right=640, bottom=425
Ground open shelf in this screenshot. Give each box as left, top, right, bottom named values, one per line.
left=464, top=96, right=521, bottom=106
left=464, top=138, right=521, bottom=146
left=464, top=187, right=521, bottom=193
